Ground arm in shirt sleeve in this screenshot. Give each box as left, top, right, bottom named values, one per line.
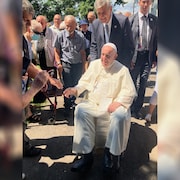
left=53, top=33, right=62, bottom=66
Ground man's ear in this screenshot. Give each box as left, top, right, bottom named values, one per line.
left=115, top=53, right=118, bottom=60
left=109, top=5, right=112, bottom=12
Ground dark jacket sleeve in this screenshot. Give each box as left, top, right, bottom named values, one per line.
left=89, top=19, right=99, bottom=61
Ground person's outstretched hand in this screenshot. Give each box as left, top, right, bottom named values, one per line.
left=49, top=77, right=63, bottom=89
left=63, top=87, right=77, bottom=98
left=31, top=70, right=49, bottom=91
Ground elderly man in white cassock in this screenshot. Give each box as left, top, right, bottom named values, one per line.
left=63, top=43, right=137, bottom=173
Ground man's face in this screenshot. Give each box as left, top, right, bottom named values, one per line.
left=36, top=17, right=46, bottom=30
left=96, top=4, right=112, bottom=24
left=87, top=13, right=95, bottom=23
left=65, top=19, right=76, bottom=36
left=80, top=24, right=88, bottom=32
left=100, top=45, right=117, bottom=69
left=53, top=15, right=61, bottom=27
left=139, top=0, right=152, bottom=15
left=23, top=12, right=33, bottom=33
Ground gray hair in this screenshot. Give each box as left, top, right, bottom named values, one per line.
left=22, top=0, right=34, bottom=17
left=64, top=15, right=76, bottom=23
left=94, top=0, right=112, bottom=10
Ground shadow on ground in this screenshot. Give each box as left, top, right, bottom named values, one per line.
left=23, top=120, right=157, bottom=180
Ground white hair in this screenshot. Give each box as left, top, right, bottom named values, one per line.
left=94, top=0, right=111, bottom=10
left=31, top=19, right=42, bottom=33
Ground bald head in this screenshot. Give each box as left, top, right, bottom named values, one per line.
left=53, top=14, right=61, bottom=28
left=87, top=11, right=96, bottom=23
left=64, top=15, right=77, bottom=36
left=36, top=15, right=47, bottom=30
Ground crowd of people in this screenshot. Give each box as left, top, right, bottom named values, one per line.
left=0, top=0, right=158, bottom=178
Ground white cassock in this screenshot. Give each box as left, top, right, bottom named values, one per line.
left=72, top=59, right=137, bottom=156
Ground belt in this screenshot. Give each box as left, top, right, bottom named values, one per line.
left=61, top=61, right=82, bottom=65
left=137, top=50, right=149, bottom=55
left=61, top=61, right=71, bottom=64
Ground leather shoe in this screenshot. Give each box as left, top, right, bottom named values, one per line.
left=23, top=145, right=41, bottom=157
left=63, top=108, right=70, bottom=118
left=71, top=152, right=94, bottom=172
left=103, top=148, right=120, bottom=173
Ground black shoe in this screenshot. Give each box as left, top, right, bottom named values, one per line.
left=103, top=148, right=120, bottom=174
left=24, top=145, right=41, bottom=157
left=71, top=152, right=94, bottom=172
left=103, top=148, right=113, bottom=171
left=70, top=102, right=77, bottom=110
left=131, top=111, right=143, bottom=119
left=27, top=112, right=41, bottom=123
left=63, top=108, right=71, bottom=118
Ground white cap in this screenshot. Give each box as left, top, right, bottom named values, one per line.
left=103, top=43, right=117, bottom=53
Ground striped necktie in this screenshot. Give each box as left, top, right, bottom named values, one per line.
left=141, top=15, right=148, bottom=50
left=104, top=24, right=109, bottom=43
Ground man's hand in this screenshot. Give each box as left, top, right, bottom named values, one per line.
left=49, top=77, right=63, bottom=89
left=151, top=61, right=157, bottom=69
left=130, top=61, right=135, bottom=70
left=31, top=70, right=49, bottom=91
left=63, top=87, right=77, bottom=98
left=57, top=64, right=63, bottom=79
left=22, top=71, right=49, bottom=109
left=108, top=102, right=122, bottom=113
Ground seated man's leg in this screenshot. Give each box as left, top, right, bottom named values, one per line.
left=103, top=106, right=131, bottom=172
left=73, top=102, right=97, bottom=154
left=71, top=102, right=97, bottom=172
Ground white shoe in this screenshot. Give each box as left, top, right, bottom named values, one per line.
left=145, top=114, right=152, bottom=122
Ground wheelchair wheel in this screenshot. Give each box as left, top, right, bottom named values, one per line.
left=48, top=117, right=56, bottom=125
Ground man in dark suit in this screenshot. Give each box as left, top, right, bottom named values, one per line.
left=129, top=0, right=158, bottom=119
left=90, top=0, right=134, bottom=68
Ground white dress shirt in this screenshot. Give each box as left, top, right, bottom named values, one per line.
left=138, top=11, right=150, bottom=49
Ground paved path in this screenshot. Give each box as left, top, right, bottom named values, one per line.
left=23, top=68, right=157, bottom=180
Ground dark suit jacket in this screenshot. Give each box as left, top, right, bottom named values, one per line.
left=82, top=30, right=91, bottom=57
left=90, top=13, right=134, bottom=68
left=129, top=13, right=158, bottom=65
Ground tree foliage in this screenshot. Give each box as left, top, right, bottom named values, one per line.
left=115, top=0, right=127, bottom=6
left=29, top=0, right=125, bottom=21
left=78, top=0, right=94, bottom=19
